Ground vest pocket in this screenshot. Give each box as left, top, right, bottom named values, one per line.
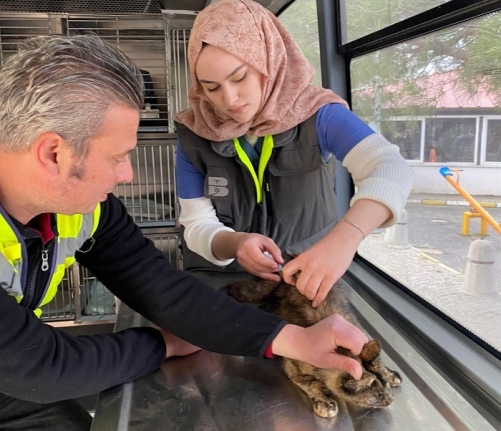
left=268, top=146, right=322, bottom=176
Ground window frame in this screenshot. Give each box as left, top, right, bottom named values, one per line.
left=481, top=116, right=501, bottom=166
left=311, top=0, right=501, bottom=427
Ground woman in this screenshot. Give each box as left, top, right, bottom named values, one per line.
left=175, top=0, right=414, bottom=307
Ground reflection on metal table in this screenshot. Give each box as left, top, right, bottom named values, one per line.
left=91, top=283, right=493, bottom=431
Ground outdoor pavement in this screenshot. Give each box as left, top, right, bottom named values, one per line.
left=359, top=193, right=501, bottom=353
left=408, top=192, right=501, bottom=207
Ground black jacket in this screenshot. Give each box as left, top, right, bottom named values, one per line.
left=0, top=194, right=285, bottom=403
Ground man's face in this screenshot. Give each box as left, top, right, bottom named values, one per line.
left=56, top=105, right=138, bottom=215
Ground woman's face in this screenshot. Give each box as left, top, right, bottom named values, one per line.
left=196, top=44, right=265, bottom=124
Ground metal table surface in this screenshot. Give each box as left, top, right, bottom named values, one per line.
left=91, top=283, right=494, bottom=431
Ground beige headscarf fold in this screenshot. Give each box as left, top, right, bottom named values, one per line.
left=174, top=0, right=347, bottom=142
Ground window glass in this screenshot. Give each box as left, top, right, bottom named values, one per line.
left=278, top=0, right=321, bottom=87
left=425, top=118, right=477, bottom=163
left=351, top=13, right=501, bottom=354
left=341, top=0, right=450, bottom=43
left=485, top=119, right=501, bottom=163
left=381, top=120, right=422, bottom=161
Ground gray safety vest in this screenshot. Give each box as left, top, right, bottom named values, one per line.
left=177, top=113, right=337, bottom=274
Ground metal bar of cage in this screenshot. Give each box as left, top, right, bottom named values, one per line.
left=171, top=28, right=190, bottom=130
left=65, top=14, right=170, bottom=131
left=113, top=139, right=178, bottom=227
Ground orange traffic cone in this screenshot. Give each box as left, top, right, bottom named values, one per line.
left=429, top=148, right=437, bottom=162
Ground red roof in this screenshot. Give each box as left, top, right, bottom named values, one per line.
left=357, top=71, right=498, bottom=109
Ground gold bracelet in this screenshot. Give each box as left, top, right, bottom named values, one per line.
left=339, top=218, right=366, bottom=239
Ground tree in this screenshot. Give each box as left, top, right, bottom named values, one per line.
left=280, top=0, right=501, bottom=126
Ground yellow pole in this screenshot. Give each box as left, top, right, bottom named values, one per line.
left=440, top=167, right=501, bottom=235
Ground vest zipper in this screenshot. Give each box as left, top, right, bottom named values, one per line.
left=41, top=248, right=49, bottom=271
left=24, top=238, right=55, bottom=310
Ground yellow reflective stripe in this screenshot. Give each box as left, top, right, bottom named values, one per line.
left=233, top=137, right=274, bottom=204
left=91, top=204, right=101, bottom=236
left=0, top=213, right=18, bottom=243
left=57, top=214, right=83, bottom=238
left=33, top=308, right=42, bottom=318
left=258, top=136, right=274, bottom=192
left=39, top=263, right=66, bottom=308
left=233, top=138, right=261, bottom=203
left=64, top=256, right=76, bottom=267
left=0, top=214, right=22, bottom=267
left=0, top=242, right=21, bottom=268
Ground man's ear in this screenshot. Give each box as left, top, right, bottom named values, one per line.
left=31, top=132, right=68, bottom=176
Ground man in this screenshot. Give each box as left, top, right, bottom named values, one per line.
left=0, top=35, right=368, bottom=430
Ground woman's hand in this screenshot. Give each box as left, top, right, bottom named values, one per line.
left=283, top=200, right=392, bottom=307
left=282, top=227, right=359, bottom=307
left=235, top=233, right=283, bottom=280
left=212, top=230, right=283, bottom=279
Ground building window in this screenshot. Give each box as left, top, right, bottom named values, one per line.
left=381, top=120, right=422, bottom=161
left=424, top=117, right=477, bottom=164
left=485, top=118, right=501, bottom=163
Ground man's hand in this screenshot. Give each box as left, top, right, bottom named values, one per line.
left=270, top=314, right=369, bottom=380
left=160, top=330, right=201, bottom=358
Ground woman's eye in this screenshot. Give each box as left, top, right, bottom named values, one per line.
left=235, top=73, right=247, bottom=82
left=206, top=86, right=219, bottom=93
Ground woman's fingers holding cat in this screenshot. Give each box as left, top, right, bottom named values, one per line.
left=235, top=233, right=283, bottom=280
left=282, top=254, right=339, bottom=307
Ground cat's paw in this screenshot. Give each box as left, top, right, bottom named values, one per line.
left=385, top=368, right=402, bottom=388
left=312, top=399, right=338, bottom=418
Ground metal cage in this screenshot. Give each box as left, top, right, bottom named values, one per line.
left=41, top=232, right=182, bottom=321
left=0, top=12, right=192, bottom=323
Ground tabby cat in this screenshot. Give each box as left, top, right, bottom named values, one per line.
left=221, top=274, right=402, bottom=418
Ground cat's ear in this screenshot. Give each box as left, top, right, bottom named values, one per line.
left=359, top=339, right=381, bottom=362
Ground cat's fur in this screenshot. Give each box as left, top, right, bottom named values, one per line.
left=221, top=275, right=402, bottom=418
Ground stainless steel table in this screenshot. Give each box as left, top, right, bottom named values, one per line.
left=91, top=283, right=494, bottom=431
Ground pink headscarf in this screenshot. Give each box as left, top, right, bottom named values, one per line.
left=175, top=0, right=347, bottom=142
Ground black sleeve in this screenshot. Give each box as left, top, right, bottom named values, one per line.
left=0, top=288, right=165, bottom=403
left=76, top=195, right=286, bottom=357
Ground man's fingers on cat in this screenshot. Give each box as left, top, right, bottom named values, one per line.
left=333, top=356, right=363, bottom=380
left=329, top=315, right=369, bottom=356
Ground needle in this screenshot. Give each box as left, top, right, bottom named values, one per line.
left=263, top=251, right=283, bottom=271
